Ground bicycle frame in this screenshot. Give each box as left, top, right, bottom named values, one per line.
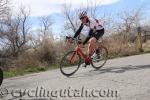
left=66, top=36, right=92, bottom=63
left=69, top=45, right=91, bottom=63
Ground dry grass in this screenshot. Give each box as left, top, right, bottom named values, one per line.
left=1, top=32, right=150, bottom=78
left=103, top=34, right=149, bottom=58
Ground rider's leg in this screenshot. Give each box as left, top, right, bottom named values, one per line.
left=82, top=37, right=97, bottom=67
left=87, top=37, right=97, bottom=57
left=95, top=29, right=105, bottom=60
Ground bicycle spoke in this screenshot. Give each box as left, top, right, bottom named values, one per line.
left=60, top=51, right=81, bottom=76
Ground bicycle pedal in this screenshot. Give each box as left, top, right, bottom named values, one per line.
left=81, top=63, right=88, bottom=68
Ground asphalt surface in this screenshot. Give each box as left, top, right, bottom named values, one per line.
left=0, top=53, right=150, bottom=100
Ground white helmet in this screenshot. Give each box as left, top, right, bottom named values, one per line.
left=79, top=11, right=87, bottom=19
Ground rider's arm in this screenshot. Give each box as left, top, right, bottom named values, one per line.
left=83, top=29, right=93, bottom=45
left=73, top=23, right=84, bottom=38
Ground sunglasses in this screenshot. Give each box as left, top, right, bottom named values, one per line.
left=80, top=17, right=84, bottom=20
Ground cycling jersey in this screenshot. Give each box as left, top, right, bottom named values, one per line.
left=73, top=18, right=104, bottom=45
left=84, top=18, right=104, bottom=30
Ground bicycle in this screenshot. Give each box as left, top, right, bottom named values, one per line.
left=60, top=36, right=108, bottom=77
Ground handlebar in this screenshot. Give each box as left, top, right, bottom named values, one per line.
left=66, top=36, right=74, bottom=40
left=66, top=36, right=82, bottom=44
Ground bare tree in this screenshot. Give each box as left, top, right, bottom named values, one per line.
left=0, top=0, right=10, bottom=19
left=118, top=8, right=143, bottom=41
left=39, top=16, right=53, bottom=36
left=0, top=6, right=31, bottom=57
left=62, top=3, right=79, bottom=34
left=0, top=0, right=10, bottom=39
left=29, top=15, right=56, bottom=64
left=29, top=16, right=54, bottom=50
left=110, top=7, right=144, bottom=53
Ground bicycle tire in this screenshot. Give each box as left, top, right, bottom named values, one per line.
left=60, top=51, right=81, bottom=76
left=91, top=46, right=108, bottom=70
left=0, top=68, right=3, bottom=86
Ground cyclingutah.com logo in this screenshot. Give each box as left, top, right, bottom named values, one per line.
left=0, top=68, right=3, bottom=87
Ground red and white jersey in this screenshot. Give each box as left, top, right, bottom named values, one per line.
left=83, top=18, right=104, bottom=30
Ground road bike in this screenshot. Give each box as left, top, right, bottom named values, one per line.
left=60, top=36, right=108, bottom=76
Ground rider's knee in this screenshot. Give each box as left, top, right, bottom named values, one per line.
left=89, top=37, right=97, bottom=44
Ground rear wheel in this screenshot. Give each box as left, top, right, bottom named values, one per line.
left=91, top=46, right=108, bottom=70
left=0, top=68, right=3, bottom=86
left=60, top=51, right=81, bottom=76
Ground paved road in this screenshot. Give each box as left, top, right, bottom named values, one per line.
left=1, top=53, right=150, bottom=100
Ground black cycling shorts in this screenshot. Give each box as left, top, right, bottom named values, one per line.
left=93, top=28, right=104, bottom=40
left=82, top=28, right=105, bottom=45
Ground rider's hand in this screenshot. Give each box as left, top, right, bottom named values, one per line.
left=68, top=37, right=74, bottom=43
left=66, top=36, right=74, bottom=44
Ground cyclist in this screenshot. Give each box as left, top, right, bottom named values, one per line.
left=69, top=11, right=105, bottom=67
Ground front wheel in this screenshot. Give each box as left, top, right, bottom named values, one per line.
left=91, top=46, right=108, bottom=70
left=60, top=51, right=81, bottom=77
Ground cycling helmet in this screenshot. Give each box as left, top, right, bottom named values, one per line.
left=79, top=11, right=87, bottom=19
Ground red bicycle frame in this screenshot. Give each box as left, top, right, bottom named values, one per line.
left=69, top=45, right=91, bottom=63
left=66, top=36, right=92, bottom=63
